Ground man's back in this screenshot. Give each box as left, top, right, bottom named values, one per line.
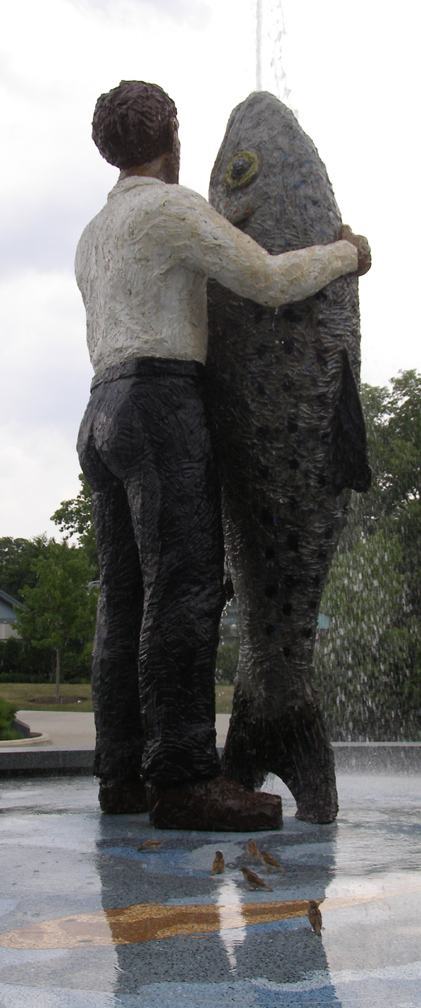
left=75, top=176, right=209, bottom=373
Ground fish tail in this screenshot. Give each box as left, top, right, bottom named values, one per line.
left=222, top=685, right=338, bottom=824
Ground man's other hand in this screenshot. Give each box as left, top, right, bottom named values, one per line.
left=339, top=224, right=371, bottom=276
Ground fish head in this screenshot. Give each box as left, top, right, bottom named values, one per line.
left=209, top=91, right=340, bottom=254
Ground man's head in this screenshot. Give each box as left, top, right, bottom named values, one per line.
left=92, top=80, right=178, bottom=173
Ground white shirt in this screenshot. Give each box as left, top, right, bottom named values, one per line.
left=75, top=176, right=358, bottom=374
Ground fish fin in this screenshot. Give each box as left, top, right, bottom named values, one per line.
left=331, top=350, right=371, bottom=494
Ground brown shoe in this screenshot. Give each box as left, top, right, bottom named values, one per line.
left=99, top=776, right=149, bottom=814
left=148, top=775, right=282, bottom=831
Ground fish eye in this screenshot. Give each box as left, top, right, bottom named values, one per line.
left=225, top=150, right=259, bottom=189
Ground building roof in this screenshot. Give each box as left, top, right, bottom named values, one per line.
left=0, top=589, right=24, bottom=624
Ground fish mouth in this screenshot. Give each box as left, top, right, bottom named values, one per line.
left=220, top=202, right=254, bottom=230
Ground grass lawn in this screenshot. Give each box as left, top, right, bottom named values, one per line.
left=0, top=682, right=94, bottom=713
left=215, top=683, right=234, bottom=714
left=0, top=681, right=234, bottom=715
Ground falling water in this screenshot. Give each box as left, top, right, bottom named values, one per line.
left=255, top=0, right=262, bottom=90
left=254, top=0, right=298, bottom=116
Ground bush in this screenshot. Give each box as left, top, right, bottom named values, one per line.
left=0, top=637, right=93, bottom=683
left=0, top=638, right=51, bottom=682
left=0, top=695, right=17, bottom=739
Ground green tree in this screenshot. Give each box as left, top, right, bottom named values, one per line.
left=314, top=370, right=421, bottom=740
left=51, top=474, right=98, bottom=575
left=15, top=541, right=98, bottom=699
left=337, top=371, right=421, bottom=550
left=0, top=535, right=50, bottom=602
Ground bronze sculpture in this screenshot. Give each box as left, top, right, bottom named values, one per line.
left=75, top=81, right=370, bottom=829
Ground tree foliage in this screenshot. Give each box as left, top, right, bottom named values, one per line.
left=14, top=541, right=98, bottom=694
left=51, top=474, right=98, bottom=575
left=314, top=370, right=421, bottom=740
left=0, top=535, right=51, bottom=602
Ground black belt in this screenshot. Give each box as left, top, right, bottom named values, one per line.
left=91, top=356, right=205, bottom=391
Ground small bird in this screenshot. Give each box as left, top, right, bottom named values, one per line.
left=259, top=850, right=286, bottom=873
left=137, top=840, right=165, bottom=852
left=307, top=900, right=323, bottom=935
left=241, top=866, right=273, bottom=891
left=211, top=851, right=225, bottom=875
left=246, top=839, right=260, bottom=861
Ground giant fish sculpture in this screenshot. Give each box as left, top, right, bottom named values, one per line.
left=206, top=92, right=371, bottom=823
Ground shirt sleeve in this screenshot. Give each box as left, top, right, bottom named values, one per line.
left=158, top=185, right=358, bottom=306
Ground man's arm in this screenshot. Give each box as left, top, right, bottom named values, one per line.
left=159, top=186, right=369, bottom=306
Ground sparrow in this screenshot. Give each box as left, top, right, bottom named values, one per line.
left=211, top=851, right=225, bottom=875
left=246, top=839, right=260, bottom=861
left=259, top=850, right=286, bottom=873
left=241, top=866, right=273, bottom=891
left=137, top=840, right=165, bottom=851
left=307, top=899, right=323, bottom=935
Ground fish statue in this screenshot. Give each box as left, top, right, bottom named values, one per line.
left=206, top=91, right=371, bottom=823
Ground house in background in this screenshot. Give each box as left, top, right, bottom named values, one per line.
left=0, top=590, right=23, bottom=641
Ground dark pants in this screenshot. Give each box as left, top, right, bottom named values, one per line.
left=77, top=358, right=224, bottom=787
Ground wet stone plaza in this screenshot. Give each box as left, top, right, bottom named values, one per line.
left=1, top=770, right=420, bottom=1007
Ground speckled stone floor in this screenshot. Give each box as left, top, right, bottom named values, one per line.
left=1, top=772, right=420, bottom=1007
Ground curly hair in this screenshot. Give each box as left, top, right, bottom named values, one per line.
left=92, top=80, right=178, bottom=170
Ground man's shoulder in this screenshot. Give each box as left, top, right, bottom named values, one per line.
left=157, top=183, right=212, bottom=224
left=112, top=180, right=213, bottom=234
left=108, top=177, right=208, bottom=212
left=167, top=182, right=210, bottom=213
left=167, top=182, right=208, bottom=205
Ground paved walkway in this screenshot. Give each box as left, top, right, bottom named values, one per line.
left=16, top=710, right=232, bottom=748
left=1, top=771, right=420, bottom=1006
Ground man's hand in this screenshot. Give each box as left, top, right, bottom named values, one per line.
left=339, top=224, right=371, bottom=276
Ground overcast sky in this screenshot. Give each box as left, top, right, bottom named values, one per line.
left=1, top=0, right=420, bottom=540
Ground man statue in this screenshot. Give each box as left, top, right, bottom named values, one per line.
left=76, top=80, right=370, bottom=830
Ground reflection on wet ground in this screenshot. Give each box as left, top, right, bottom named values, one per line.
left=0, top=772, right=420, bottom=1006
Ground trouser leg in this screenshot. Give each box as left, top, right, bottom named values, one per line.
left=125, top=380, right=224, bottom=786
left=78, top=400, right=144, bottom=782
left=90, top=482, right=144, bottom=780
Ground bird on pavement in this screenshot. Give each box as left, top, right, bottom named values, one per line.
left=211, top=851, right=225, bottom=875
left=241, top=866, right=273, bottom=891
left=307, top=900, right=323, bottom=935
left=246, top=839, right=260, bottom=861
left=259, top=850, right=286, bottom=873
left=137, top=840, right=165, bottom=851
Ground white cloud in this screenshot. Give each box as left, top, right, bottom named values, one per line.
left=0, top=273, right=91, bottom=437
left=0, top=425, right=82, bottom=540
left=0, top=269, right=91, bottom=538
left=66, top=0, right=211, bottom=28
